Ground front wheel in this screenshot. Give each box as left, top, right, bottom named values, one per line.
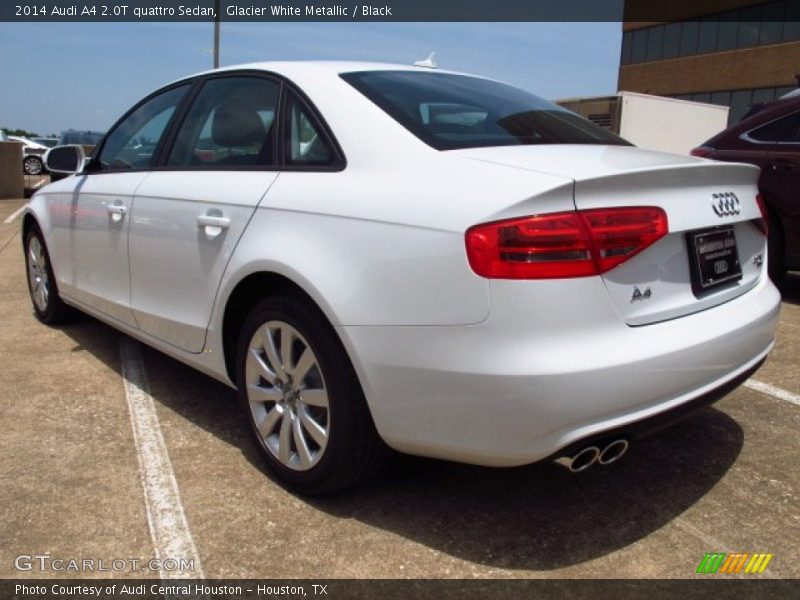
left=24, top=228, right=72, bottom=324
left=236, top=295, right=387, bottom=495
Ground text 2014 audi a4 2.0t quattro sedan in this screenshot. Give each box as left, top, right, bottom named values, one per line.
left=26, top=62, right=780, bottom=494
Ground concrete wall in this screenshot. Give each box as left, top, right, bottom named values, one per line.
left=0, top=142, right=24, bottom=200
left=618, top=92, right=729, bottom=154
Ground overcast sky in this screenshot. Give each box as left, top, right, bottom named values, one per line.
left=0, top=22, right=622, bottom=135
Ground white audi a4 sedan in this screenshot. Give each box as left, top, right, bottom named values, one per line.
left=25, top=62, right=780, bottom=494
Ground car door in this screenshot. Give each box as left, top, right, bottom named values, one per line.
left=64, top=84, right=190, bottom=326
left=128, top=74, right=281, bottom=352
left=763, top=112, right=800, bottom=268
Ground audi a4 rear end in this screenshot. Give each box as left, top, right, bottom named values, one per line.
left=25, top=62, right=780, bottom=494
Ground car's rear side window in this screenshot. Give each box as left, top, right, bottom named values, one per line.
left=748, top=111, right=800, bottom=143
left=341, top=70, right=629, bottom=151
left=284, top=92, right=335, bottom=166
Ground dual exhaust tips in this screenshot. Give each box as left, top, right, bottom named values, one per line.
left=554, top=439, right=629, bottom=473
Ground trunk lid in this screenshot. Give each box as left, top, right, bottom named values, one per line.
left=456, top=145, right=767, bottom=325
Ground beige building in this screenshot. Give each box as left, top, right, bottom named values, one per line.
left=618, top=0, right=800, bottom=123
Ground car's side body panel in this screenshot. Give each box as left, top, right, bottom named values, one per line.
left=340, top=275, right=778, bottom=466
left=39, top=172, right=149, bottom=327
left=128, top=171, right=279, bottom=352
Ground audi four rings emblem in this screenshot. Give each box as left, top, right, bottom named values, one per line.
left=712, top=192, right=741, bottom=217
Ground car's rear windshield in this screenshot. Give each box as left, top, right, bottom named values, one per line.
left=341, top=70, right=629, bottom=151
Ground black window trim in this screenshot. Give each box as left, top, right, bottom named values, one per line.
left=85, top=68, right=346, bottom=176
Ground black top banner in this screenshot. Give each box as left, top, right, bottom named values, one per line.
left=4, top=0, right=631, bottom=22
left=6, top=0, right=796, bottom=22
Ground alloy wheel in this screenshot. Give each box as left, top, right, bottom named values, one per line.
left=24, top=157, right=43, bottom=175
left=27, top=236, right=50, bottom=312
left=245, top=320, right=330, bottom=471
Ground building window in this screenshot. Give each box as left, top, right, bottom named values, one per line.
left=759, top=1, right=785, bottom=44
left=631, top=28, right=648, bottom=62
left=663, top=22, right=682, bottom=58
left=680, top=21, right=699, bottom=56
left=785, top=0, right=800, bottom=40
left=672, top=86, right=795, bottom=124
left=697, top=18, right=719, bottom=54
left=621, top=31, right=632, bottom=64
left=646, top=25, right=664, bottom=61
left=622, top=0, right=800, bottom=64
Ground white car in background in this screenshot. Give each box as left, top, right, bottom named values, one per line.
left=9, top=136, right=50, bottom=175
left=26, top=62, right=780, bottom=494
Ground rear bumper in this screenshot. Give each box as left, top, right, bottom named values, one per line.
left=339, top=274, right=781, bottom=467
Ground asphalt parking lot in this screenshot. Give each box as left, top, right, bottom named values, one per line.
left=1, top=196, right=798, bottom=580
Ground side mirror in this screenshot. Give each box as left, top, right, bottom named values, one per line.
left=45, top=145, right=86, bottom=174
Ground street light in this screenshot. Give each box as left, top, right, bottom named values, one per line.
left=213, top=0, right=220, bottom=69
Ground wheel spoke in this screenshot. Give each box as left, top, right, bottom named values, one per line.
left=292, top=347, right=315, bottom=384
left=278, top=409, right=292, bottom=464
left=257, top=404, right=283, bottom=438
left=299, top=405, right=328, bottom=447
left=262, top=326, right=287, bottom=382
left=300, top=388, right=328, bottom=408
left=293, top=415, right=313, bottom=468
left=250, top=348, right=278, bottom=385
left=248, top=384, right=282, bottom=404
left=280, top=324, right=294, bottom=374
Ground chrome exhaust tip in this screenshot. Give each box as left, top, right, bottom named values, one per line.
left=598, top=439, right=629, bottom=465
left=554, top=446, right=601, bottom=473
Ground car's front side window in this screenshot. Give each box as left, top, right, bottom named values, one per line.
left=97, top=85, right=189, bottom=171
left=167, top=76, right=279, bottom=168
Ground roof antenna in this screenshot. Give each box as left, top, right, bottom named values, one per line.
left=414, top=52, right=437, bottom=69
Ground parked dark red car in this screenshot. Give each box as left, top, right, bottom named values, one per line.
left=693, top=95, right=800, bottom=284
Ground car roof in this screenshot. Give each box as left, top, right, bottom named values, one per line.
left=170, top=60, right=481, bottom=86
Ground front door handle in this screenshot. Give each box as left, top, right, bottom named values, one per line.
left=197, top=212, right=230, bottom=238
left=107, top=201, right=127, bottom=223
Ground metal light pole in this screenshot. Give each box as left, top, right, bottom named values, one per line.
left=213, top=0, right=220, bottom=69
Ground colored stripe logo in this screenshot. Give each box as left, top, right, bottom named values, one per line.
left=696, top=553, right=773, bottom=574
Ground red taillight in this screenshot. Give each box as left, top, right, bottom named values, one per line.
left=690, top=146, right=715, bottom=158
left=755, top=193, right=769, bottom=236
left=465, top=207, right=668, bottom=279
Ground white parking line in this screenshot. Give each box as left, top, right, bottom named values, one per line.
left=745, top=379, right=800, bottom=407
left=119, top=337, right=205, bottom=579
left=3, top=205, right=26, bottom=224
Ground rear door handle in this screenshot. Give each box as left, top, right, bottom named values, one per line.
left=197, top=212, right=230, bottom=238
left=770, top=159, right=796, bottom=172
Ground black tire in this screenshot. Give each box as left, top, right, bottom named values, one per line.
left=24, top=227, right=73, bottom=324
left=23, top=156, right=43, bottom=176
left=235, top=294, right=387, bottom=495
left=767, top=213, right=787, bottom=286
